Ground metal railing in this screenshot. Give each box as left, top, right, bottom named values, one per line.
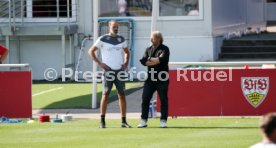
left=169, top=61, right=276, bottom=69
left=0, top=0, right=78, bottom=30
left=0, top=63, right=31, bottom=71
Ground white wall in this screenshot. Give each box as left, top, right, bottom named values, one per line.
left=267, top=3, right=276, bottom=21
left=99, top=0, right=118, bottom=16
left=212, top=0, right=246, bottom=29
left=247, top=0, right=266, bottom=24
left=212, top=0, right=266, bottom=36
left=1, top=37, right=72, bottom=80
left=22, top=41, right=60, bottom=79
left=77, top=0, right=93, bottom=35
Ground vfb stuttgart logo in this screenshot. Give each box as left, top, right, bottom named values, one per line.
left=241, top=77, right=269, bottom=108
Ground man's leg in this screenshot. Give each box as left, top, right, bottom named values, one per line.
left=156, top=81, right=169, bottom=127
left=118, top=93, right=126, bottom=117
left=114, top=73, right=131, bottom=128
left=140, top=82, right=156, bottom=121
left=99, top=94, right=109, bottom=128
left=114, top=71, right=126, bottom=117
left=137, top=82, right=156, bottom=128
left=100, top=94, right=109, bottom=117
left=99, top=71, right=114, bottom=128
left=118, top=93, right=131, bottom=128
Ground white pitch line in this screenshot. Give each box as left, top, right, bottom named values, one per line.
left=32, top=87, right=63, bottom=97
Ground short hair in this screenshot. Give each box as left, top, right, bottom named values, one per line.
left=109, top=20, right=118, bottom=27
left=260, top=112, right=276, bottom=136
left=151, top=31, right=164, bottom=44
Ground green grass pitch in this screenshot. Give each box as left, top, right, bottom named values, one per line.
left=0, top=118, right=260, bottom=148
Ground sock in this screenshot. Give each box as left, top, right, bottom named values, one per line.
left=101, top=115, right=105, bottom=123
left=122, top=117, right=126, bottom=123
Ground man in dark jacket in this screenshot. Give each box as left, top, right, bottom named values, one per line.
left=138, top=31, right=170, bottom=128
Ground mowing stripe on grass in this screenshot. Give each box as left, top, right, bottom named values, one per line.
left=32, top=87, right=63, bottom=97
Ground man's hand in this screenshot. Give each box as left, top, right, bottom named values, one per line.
left=99, top=63, right=111, bottom=71
left=150, top=58, right=160, bottom=64
left=146, top=61, right=156, bottom=66
left=146, top=57, right=160, bottom=66
left=121, top=62, right=128, bottom=71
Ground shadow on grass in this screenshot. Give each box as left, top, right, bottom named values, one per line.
left=41, top=85, right=143, bottom=109
left=83, top=126, right=258, bottom=129
left=143, top=126, right=258, bottom=129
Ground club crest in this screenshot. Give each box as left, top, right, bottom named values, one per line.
left=241, top=77, right=269, bottom=108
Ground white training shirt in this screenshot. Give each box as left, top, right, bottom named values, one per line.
left=94, top=34, right=127, bottom=70
left=250, top=142, right=276, bottom=148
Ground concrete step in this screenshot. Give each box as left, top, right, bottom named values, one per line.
left=223, top=40, right=276, bottom=46
left=231, top=33, right=276, bottom=40
left=221, top=46, right=276, bottom=53
left=219, top=52, right=276, bottom=59
left=217, top=58, right=276, bottom=61
left=219, top=33, right=276, bottom=60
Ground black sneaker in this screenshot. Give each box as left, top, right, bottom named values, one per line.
left=121, top=122, right=132, bottom=128
left=99, top=122, right=106, bottom=128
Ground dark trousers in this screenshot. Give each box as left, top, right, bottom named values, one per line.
left=141, top=80, right=169, bottom=121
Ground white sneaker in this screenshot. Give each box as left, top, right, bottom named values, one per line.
left=160, top=120, right=167, bottom=128
left=137, top=119, right=147, bottom=128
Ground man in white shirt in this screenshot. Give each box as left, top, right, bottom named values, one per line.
left=250, top=112, right=276, bottom=148
left=88, top=20, right=131, bottom=128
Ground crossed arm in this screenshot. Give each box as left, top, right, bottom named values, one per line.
left=140, top=49, right=167, bottom=67
left=145, top=57, right=160, bottom=66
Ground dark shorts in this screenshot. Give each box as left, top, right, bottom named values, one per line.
left=103, top=69, right=127, bottom=95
